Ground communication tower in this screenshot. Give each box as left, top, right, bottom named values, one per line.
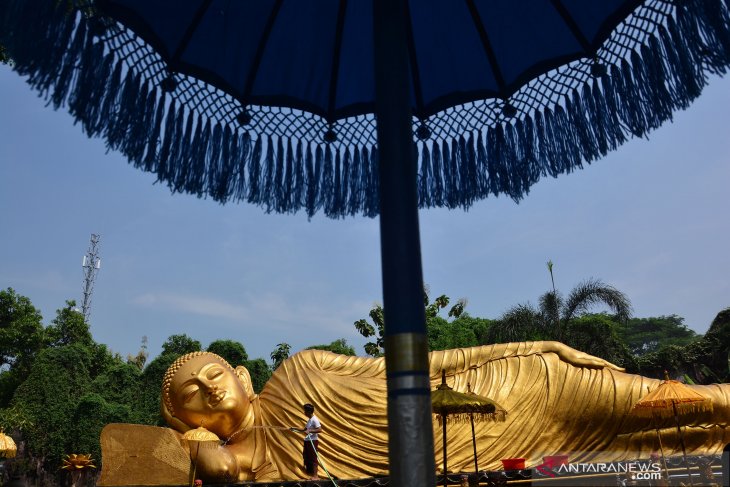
left=81, top=234, right=102, bottom=322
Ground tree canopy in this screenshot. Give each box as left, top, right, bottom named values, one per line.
left=306, top=338, right=357, bottom=356
left=618, top=315, right=699, bottom=355
left=354, top=288, right=467, bottom=357
left=207, top=339, right=248, bottom=366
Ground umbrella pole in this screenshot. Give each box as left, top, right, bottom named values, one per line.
left=672, top=401, right=693, bottom=486
left=374, top=1, right=436, bottom=487
left=470, top=413, right=478, bottom=474
left=443, top=416, right=448, bottom=487
left=655, top=427, right=670, bottom=482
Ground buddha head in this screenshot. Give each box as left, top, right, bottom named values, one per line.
left=161, top=352, right=256, bottom=439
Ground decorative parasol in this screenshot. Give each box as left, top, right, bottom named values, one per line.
left=466, top=382, right=506, bottom=474
left=0, top=431, right=17, bottom=459
left=632, top=372, right=712, bottom=486
left=432, top=371, right=504, bottom=487
left=182, top=426, right=220, bottom=487
left=2, top=1, right=729, bottom=485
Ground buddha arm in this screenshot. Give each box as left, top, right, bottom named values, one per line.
left=430, top=341, right=625, bottom=374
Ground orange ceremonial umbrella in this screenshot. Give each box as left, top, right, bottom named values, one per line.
left=632, top=372, right=712, bottom=486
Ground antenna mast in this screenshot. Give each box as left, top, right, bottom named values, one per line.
left=81, top=234, right=102, bottom=322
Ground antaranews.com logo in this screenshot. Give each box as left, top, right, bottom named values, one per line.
left=535, top=460, right=662, bottom=481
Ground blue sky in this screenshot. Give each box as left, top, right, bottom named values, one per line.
left=1, top=64, right=729, bottom=363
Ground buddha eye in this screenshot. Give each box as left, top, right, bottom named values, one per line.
left=208, top=367, right=224, bottom=380
left=184, top=387, right=199, bottom=403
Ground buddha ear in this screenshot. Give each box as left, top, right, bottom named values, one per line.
left=235, top=365, right=256, bottom=401
left=161, top=399, right=191, bottom=433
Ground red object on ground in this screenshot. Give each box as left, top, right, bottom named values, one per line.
left=501, top=458, right=526, bottom=470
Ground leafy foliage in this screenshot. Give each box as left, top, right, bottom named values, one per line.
left=161, top=334, right=201, bottom=356
left=0, top=288, right=45, bottom=406
left=632, top=308, right=730, bottom=383
left=243, top=358, right=271, bottom=393
left=135, top=352, right=178, bottom=426
left=565, top=314, right=637, bottom=369
left=355, top=289, right=467, bottom=356
left=207, top=339, right=248, bottom=366
left=10, top=342, right=117, bottom=470
left=427, top=315, right=491, bottom=351
left=270, top=343, right=291, bottom=370
left=306, top=338, right=356, bottom=356
left=484, top=277, right=632, bottom=366
left=617, top=315, right=699, bottom=355
left=44, top=301, right=93, bottom=347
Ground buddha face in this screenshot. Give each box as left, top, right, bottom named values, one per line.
left=166, top=353, right=252, bottom=438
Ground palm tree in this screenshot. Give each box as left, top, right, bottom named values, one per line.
left=485, top=276, right=632, bottom=354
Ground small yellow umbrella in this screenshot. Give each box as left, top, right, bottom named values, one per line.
left=466, top=382, right=506, bottom=474
left=432, top=370, right=505, bottom=487
left=0, top=431, right=17, bottom=459
left=182, top=426, right=220, bottom=486
left=632, top=372, right=712, bottom=486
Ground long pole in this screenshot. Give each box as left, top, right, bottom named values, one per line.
left=442, top=418, right=448, bottom=487
left=672, top=401, right=693, bottom=486
left=470, top=413, right=478, bottom=473
left=374, top=0, right=436, bottom=486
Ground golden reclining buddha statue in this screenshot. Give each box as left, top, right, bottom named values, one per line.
left=99, top=341, right=730, bottom=484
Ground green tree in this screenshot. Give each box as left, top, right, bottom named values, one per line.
left=618, top=315, right=699, bottom=356
left=207, top=339, right=248, bottom=366
left=306, top=338, right=356, bottom=356
left=161, top=334, right=201, bottom=356
left=136, top=352, right=178, bottom=426
left=44, top=301, right=93, bottom=347
left=485, top=277, right=632, bottom=363
left=428, top=315, right=492, bottom=351
left=565, top=314, right=637, bottom=368
left=0, top=288, right=46, bottom=406
left=270, top=343, right=291, bottom=370
left=355, top=289, right=466, bottom=357
left=10, top=340, right=124, bottom=475
left=632, top=307, right=730, bottom=383
left=243, top=358, right=271, bottom=393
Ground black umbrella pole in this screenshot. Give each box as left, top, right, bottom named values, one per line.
left=374, top=1, right=436, bottom=486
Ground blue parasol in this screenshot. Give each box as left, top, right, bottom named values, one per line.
left=1, top=1, right=729, bottom=484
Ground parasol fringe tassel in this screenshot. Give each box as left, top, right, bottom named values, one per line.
left=365, top=147, right=380, bottom=218
left=260, top=135, right=275, bottom=210
left=294, top=140, right=305, bottom=212
left=633, top=400, right=714, bottom=419
left=247, top=137, right=263, bottom=204
left=441, top=141, right=455, bottom=208
left=431, top=140, right=445, bottom=207
left=329, top=147, right=343, bottom=217
left=341, top=147, right=351, bottom=215
left=321, top=145, right=334, bottom=216
left=2, top=0, right=730, bottom=218
left=273, top=137, right=285, bottom=212
left=282, top=139, right=295, bottom=212
left=435, top=411, right=507, bottom=426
